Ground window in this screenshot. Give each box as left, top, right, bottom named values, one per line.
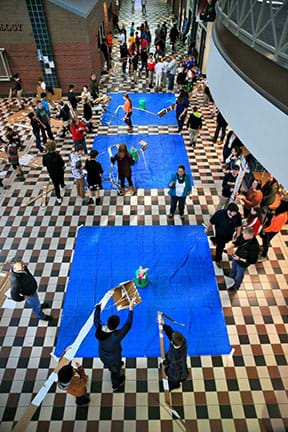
left=0, top=49, right=12, bottom=81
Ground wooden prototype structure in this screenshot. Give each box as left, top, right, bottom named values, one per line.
left=112, top=280, right=142, bottom=311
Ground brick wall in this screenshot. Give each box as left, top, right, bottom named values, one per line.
left=0, top=0, right=42, bottom=95
left=0, top=0, right=115, bottom=96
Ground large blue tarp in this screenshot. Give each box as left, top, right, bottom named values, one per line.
left=101, top=93, right=177, bottom=126
left=55, top=226, right=231, bottom=358
left=92, top=134, right=194, bottom=189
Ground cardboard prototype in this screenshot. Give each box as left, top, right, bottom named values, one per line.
left=112, top=280, right=142, bottom=311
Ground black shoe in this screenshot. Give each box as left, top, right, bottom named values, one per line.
left=96, top=198, right=101, bottom=205
left=180, top=214, right=185, bottom=220
left=228, top=285, right=237, bottom=293
left=215, top=261, right=221, bottom=268
left=88, top=198, right=94, bottom=205
left=41, top=315, right=53, bottom=322
left=112, top=375, right=125, bottom=392
left=168, top=214, right=174, bottom=219
left=41, top=302, right=50, bottom=309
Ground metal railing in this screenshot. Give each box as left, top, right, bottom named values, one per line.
left=216, top=0, right=288, bottom=69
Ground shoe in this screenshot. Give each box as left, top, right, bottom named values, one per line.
left=95, top=198, right=101, bottom=205
left=112, top=375, right=125, bottom=392
left=228, top=285, right=237, bottom=293
left=223, top=269, right=231, bottom=277
left=41, top=302, right=50, bottom=309
left=258, top=255, right=268, bottom=262
left=168, top=214, right=174, bottom=219
left=119, top=188, right=125, bottom=196
left=180, top=214, right=185, bottom=220
left=41, top=315, right=53, bottom=322
left=215, top=261, right=221, bottom=268
left=129, top=186, right=136, bottom=196
left=56, top=198, right=62, bottom=204
left=88, top=198, right=94, bottom=205
left=128, top=127, right=133, bottom=133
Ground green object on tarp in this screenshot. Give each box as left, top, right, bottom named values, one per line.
left=135, top=268, right=149, bottom=288
left=139, top=99, right=146, bottom=110
left=130, top=147, right=139, bottom=161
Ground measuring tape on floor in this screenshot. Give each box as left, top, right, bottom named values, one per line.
left=12, top=290, right=114, bottom=432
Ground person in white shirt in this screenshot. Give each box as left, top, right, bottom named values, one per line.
left=167, top=54, right=177, bottom=91
left=154, top=58, right=164, bottom=91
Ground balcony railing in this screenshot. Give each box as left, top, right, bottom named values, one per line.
left=217, top=0, right=288, bottom=69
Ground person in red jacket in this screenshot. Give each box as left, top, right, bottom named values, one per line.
left=69, top=118, right=87, bottom=154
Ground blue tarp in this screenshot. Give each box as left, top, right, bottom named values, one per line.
left=55, top=226, right=231, bottom=358
left=92, top=134, right=194, bottom=189
left=101, top=93, right=177, bottom=126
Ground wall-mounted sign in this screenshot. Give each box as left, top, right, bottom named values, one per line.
left=0, top=24, right=23, bottom=32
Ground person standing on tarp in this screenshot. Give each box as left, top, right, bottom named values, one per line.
left=94, top=298, right=135, bottom=392
left=161, top=316, right=188, bottom=390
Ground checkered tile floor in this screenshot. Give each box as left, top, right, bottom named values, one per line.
left=0, top=0, right=288, bottom=431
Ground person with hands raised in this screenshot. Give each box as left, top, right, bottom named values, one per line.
left=94, top=297, right=135, bottom=391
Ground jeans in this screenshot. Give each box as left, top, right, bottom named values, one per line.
left=51, top=173, right=65, bottom=199
left=189, top=128, right=199, bottom=146
left=120, top=175, right=133, bottom=188
left=213, top=124, right=226, bottom=142
left=124, top=112, right=133, bottom=128
left=262, top=231, right=277, bottom=257
left=170, top=195, right=186, bottom=216
left=108, top=364, right=122, bottom=388
left=74, top=138, right=87, bottom=154
left=229, top=260, right=246, bottom=289
left=34, top=131, right=43, bottom=152
left=25, top=292, right=45, bottom=320
left=168, top=73, right=175, bottom=90
left=215, top=236, right=227, bottom=263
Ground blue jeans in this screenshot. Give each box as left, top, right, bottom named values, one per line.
left=168, top=73, right=175, bottom=90
left=74, top=138, right=87, bottom=154
left=229, top=260, right=246, bottom=290
left=25, top=292, right=45, bottom=320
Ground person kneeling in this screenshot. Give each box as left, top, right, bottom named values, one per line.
left=58, top=362, right=90, bottom=406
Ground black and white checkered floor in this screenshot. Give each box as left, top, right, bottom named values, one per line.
left=0, top=0, right=287, bottom=431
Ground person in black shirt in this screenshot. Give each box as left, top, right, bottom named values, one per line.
left=216, top=166, right=239, bottom=210
left=90, top=74, right=99, bottom=100
left=206, top=202, right=242, bottom=267
left=94, top=298, right=135, bottom=391
left=213, top=111, right=228, bottom=144
left=224, top=227, right=259, bottom=291
left=85, top=150, right=103, bottom=205
left=10, top=258, right=52, bottom=321
left=42, top=140, right=65, bottom=204
left=161, top=317, right=188, bottom=390
left=57, top=102, right=71, bottom=138
left=67, top=85, right=78, bottom=111
left=28, top=112, right=45, bottom=152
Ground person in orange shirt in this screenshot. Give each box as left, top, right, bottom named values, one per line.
left=240, top=179, right=263, bottom=218
left=259, top=202, right=288, bottom=260
left=58, top=362, right=90, bottom=406
left=122, top=94, right=133, bottom=131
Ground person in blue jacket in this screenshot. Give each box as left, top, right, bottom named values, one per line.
left=168, top=165, right=192, bottom=220
left=94, top=299, right=135, bottom=391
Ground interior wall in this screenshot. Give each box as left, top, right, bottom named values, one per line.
left=207, top=37, right=288, bottom=188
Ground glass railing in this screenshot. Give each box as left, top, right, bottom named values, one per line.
left=217, top=0, right=288, bottom=69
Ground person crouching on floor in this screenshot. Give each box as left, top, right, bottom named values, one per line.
left=58, top=362, right=90, bottom=406
left=161, top=317, right=189, bottom=390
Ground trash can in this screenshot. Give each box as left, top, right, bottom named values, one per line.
left=135, top=268, right=149, bottom=288
left=139, top=99, right=146, bottom=110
